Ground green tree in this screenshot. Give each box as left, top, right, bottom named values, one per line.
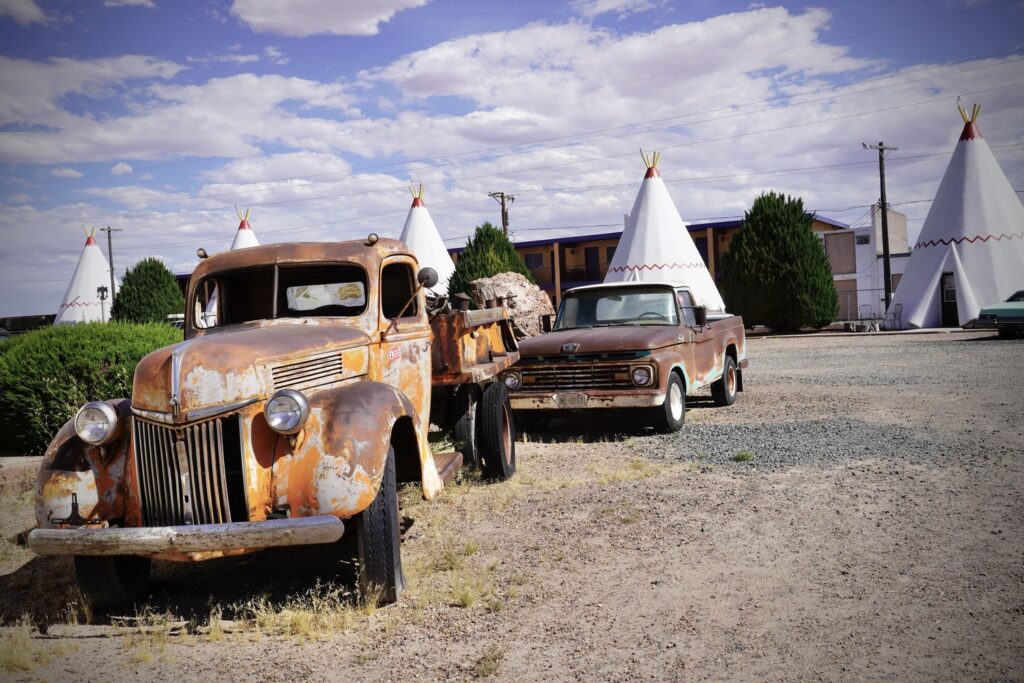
left=720, top=192, right=839, bottom=332
left=448, top=222, right=534, bottom=298
left=111, top=257, right=184, bottom=323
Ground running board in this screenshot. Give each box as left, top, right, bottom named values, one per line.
left=433, top=451, right=464, bottom=485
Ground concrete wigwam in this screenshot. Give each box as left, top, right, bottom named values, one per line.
left=604, top=152, right=726, bottom=312
left=54, top=228, right=116, bottom=325
left=399, top=184, right=455, bottom=297
left=887, top=103, right=1024, bottom=328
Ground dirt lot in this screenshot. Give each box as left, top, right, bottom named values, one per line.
left=1, top=331, right=1022, bottom=681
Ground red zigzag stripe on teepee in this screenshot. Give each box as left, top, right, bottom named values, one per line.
left=914, top=231, right=1024, bottom=249
left=59, top=301, right=102, bottom=309
left=610, top=262, right=708, bottom=272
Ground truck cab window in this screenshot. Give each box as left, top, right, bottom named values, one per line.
left=381, top=263, right=418, bottom=319
left=676, top=289, right=696, bottom=327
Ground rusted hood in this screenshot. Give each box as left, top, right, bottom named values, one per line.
left=133, top=323, right=370, bottom=416
left=518, top=325, right=683, bottom=356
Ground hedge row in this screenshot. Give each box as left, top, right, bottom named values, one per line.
left=0, top=323, right=182, bottom=455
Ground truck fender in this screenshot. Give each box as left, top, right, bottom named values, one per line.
left=34, top=399, right=132, bottom=529
left=273, top=381, right=441, bottom=520
left=666, top=363, right=692, bottom=395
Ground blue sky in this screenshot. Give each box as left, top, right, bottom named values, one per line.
left=1, top=0, right=1022, bottom=317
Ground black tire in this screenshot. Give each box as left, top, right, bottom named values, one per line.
left=653, top=372, right=686, bottom=433
left=73, top=555, right=152, bottom=613
left=356, top=446, right=405, bottom=604
left=451, top=385, right=481, bottom=468
left=479, top=381, right=516, bottom=481
left=711, top=355, right=738, bottom=407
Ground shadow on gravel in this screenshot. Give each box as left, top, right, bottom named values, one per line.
left=0, top=539, right=361, bottom=628
left=515, top=398, right=718, bottom=444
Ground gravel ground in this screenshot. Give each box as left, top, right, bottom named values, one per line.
left=2, top=330, right=1022, bottom=682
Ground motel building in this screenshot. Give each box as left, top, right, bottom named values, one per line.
left=450, top=206, right=909, bottom=322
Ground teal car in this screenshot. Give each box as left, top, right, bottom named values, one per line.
left=976, top=290, right=1024, bottom=338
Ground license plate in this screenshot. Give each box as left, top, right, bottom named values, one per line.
left=555, top=393, right=588, bottom=408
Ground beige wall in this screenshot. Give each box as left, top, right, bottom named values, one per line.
left=824, top=232, right=856, bottom=275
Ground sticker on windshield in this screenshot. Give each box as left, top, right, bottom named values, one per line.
left=287, top=282, right=366, bottom=311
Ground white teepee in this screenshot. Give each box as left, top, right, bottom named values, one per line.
left=398, top=185, right=455, bottom=297
left=886, top=103, right=1024, bottom=329
left=230, top=207, right=260, bottom=250
left=54, top=228, right=117, bottom=325
left=604, top=152, right=726, bottom=311
left=203, top=208, right=260, bottom=325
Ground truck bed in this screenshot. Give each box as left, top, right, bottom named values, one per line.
left=429, top=307, right=520, bottom=386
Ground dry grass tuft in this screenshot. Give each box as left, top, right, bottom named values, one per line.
left=228, top=580, right=379, bottom=640
left=474, top=644, right=505, bottom=677
left=586, top=456, right=671, bottom=484
left=0, top=617, right=37, bottom=672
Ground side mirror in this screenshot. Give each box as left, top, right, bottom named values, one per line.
left=539, top=314, right=554, bottom=333
left=693, top=306, right=707, bottom=327
left=417, top=267, right=438, bottom=289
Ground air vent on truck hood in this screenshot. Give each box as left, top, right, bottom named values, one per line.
left=271, top=352, right=344, bottom=391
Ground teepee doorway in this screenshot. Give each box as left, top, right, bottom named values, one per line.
left=940, top=273, right=958, bottom=327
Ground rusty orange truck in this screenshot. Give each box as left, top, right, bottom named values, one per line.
left=503, top=282, right=747, bottom=432
left=28, top=237, right=518, bottom=609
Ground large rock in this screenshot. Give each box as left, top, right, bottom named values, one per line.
left=469, top=273, right=555, bottom=339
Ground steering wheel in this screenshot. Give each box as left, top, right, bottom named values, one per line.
left=638, top=311, right=668, bottom=321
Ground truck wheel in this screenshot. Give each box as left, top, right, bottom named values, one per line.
left=654, top=373, right=686, bottom=432
left=73, top=555, right=152, bottom=613
left=452, top=385, right=481, bottom=468
left=356, top=446, right=405, bottom=604
left=480, top=381, right=516, bottom=481
left=711, top=356, right=738, bottom=407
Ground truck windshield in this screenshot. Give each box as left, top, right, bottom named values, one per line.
left=554, top=287, right=679, bottom=329
left=195, top=263, right=368, bottom=328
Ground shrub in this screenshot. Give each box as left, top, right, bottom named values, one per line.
left=0, top=323, right=182, bottom=455
left=448, top=223, right=534, bottom=299
left=111, top=257, right=184, bottom=323
left=720, top=192, right=839, bottom=331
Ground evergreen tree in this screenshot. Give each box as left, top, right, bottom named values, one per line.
left=448, top=222, right=534, bottom=298
left=111, top=257, right=185, bottom=324
left=720, top=192, right=839, bottom=332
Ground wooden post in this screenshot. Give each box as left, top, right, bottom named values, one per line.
left=552, top=242, right=562, bottom=307
left=705, top=227, right=715, bottom=281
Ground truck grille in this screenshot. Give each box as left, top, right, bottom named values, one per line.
left=520, top=363, right=634, bottom=391
left=272, top=352, right=344, bottom=391
left=133, top=415, right=248, bottom=527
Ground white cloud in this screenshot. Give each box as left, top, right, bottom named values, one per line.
left=230, top=0, right=429, bottom=37
left=265, top=46, right=289, bottom=65
left=111, top=162, right=133, bottom=175
left=50, top=167, right=84, bottom=178
left=187, top=53, right=260, bottom=65
left=0, top=0, right=47, bottom=25
left=7, top=193, right=31, bottom=204
left=140, top=172, right=155, bottom=180
left=104, top=0, right=156, bottom=8
left=572, top=0, right=664, bottom=20
left=0, top=55, right=183, bottom=128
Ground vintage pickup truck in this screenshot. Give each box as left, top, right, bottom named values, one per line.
left=28, top=237, right=519, bottom=610
left=503, top=282, right=747, bottom=431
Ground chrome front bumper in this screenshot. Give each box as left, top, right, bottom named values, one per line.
left=27, top=515, right=344, bottom=557
left=510, top=389, right=664, bottom=410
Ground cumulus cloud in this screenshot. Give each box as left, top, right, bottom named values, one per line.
left=50, top=167, right=84, bottom=178
left=187, top=53, right=260, bottom=65
left=111, top=162, right=133, bottom=175
left=572, top=0, right=664, bottom=20
left=0, top=0, right=47, bottom=25
left=265, top=46, right=289, bottom=65
left=104, top=0, right=156, bottom=8
left=230, top=0, right=429, bottom=37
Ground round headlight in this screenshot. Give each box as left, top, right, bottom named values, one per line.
left=631, top=366, right=653, bottom=387
left=75, top=402, right=119, bottom=446
left=503, top=372, right=521, bottom=390
left=265, top=389, right=309, bottom=434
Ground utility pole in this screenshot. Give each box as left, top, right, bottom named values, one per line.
left=488, top=191, right=515, bottom=237
left=99, top=226, right=122, bottom=298
left=863, top=141, right=897, bottom=310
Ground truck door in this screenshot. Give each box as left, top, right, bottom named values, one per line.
left=671, top=288, right=697, bottom=390
left=677, top=288, right=717, bottom=389
left=379, top=258, right=432, bottom=435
